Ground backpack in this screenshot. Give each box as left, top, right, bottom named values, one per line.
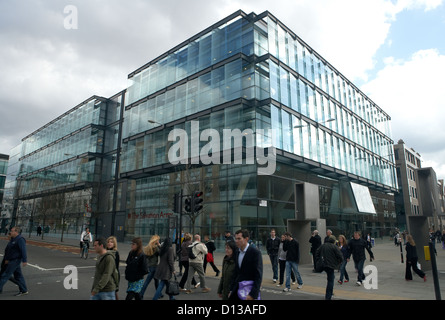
left=188, top=243, right=199, bottom=260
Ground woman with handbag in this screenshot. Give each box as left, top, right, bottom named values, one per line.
left=153, top=238, right=177, bottom=300
left=125, top=237, right=149, bottom=300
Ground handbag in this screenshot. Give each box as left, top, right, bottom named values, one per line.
left=206, top=252, right=214, bottom=263
left=237, top=280, right=261, bottom=300
left=167, top=275, right=180, bottom=296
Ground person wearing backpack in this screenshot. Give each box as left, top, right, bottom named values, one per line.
left=184, top=234, right=211, bottom=294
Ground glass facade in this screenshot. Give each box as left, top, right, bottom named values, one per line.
left=7, top=10, right=397, bottom=246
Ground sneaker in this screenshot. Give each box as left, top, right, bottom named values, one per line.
left=297, top=284, right=303, bottom=289
left=337, top=280, right=343, bottom=285
left=344, top=280, right=349, bottom=283
left=216, top=271, right=220, bottom=277
left=184, top=290, right=192, bottom=294
left=356, top=281, right=362, bottom=286
left=276, top=283, right=282, bottom=287
left=283, top=287, right=291, bottom=292
left=15, top=291, right=28, bottom=297
left=202, top=288, right=211, bottom=293
left=273, top=279, right=277, bottom=283
left=194, top=282, right=200, bottom=288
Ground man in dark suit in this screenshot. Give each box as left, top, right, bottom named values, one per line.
left=229, top=229, right=263, bottom=300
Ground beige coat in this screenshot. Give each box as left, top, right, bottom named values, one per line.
left=189, top=241, right=208, bottom=264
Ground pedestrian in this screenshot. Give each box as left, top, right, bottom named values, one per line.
left=405, top=234, right=426, bottom=282
left=0, top=232, right=20, bottom=288
left=0, top=227, right=28, bottom=296
left=217, top=241, right=237, bottom=300
left=347, top=231, right=374, bottom=286
left=282, top=232, right=303, bottom=292
left=316, top=235, right=343, bottom=300
left=79, top=227, right=93, bottom=255
left=91, top=237, right=119, bottom=300
left=203, top=235, right=220, bottom=277
left=309, top=230, right=322, bottom=272
left=442, top=230, right=445, bottom=250
left=140, top=234, right=161, bottom=299
left=184, top=234, right=211, bottom=294
left=337, top=235, right=349, bottom=284
left=224, top=230, right=234, bottom=242
left=266, top=229, right=280, bottom=283
left=36, top=225, right=42, bottom=237
left=179, top=233, right=197, bottom=290
left=324, top=229, right=333, bottom=243
left=124, top=237, right=148, bottom=300
left=229, top=229, right=263, bottom=300
left=367, top=233, right=372, bottom=248
left=277, top=234, right=295, bottom=286
left=429, top=229, right=437, bottom=255
left=106, top=236, right=120, bottom=299
left=153, top=238, right=176, bottom=300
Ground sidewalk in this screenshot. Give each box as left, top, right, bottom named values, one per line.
left=29, top=235, right=445, bottom=300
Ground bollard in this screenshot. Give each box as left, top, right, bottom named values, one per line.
left=428, top=242, right=441, bottom=300
left=424, top=246, right=431, bottom=261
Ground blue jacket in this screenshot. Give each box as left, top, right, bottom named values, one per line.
left=4, top=234, right=27, bottom=263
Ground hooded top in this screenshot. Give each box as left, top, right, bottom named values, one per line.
left=92, top=250, right=119, bottom=293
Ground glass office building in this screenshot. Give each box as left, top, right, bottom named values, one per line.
left=9, top=10, right=397, bottom=248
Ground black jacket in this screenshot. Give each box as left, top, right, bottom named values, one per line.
left=347, top=237, right=374, bottom=262
left=316, top=241, right=343, bottom=270
left=405, top=242, right=418, bottom=261
left=266, top=237, right=280, bottom=256
left=125, top=251, right=148, bottom=282
left=230, top=244, right=263, bottom=300
left=309, top=235, right=322, bottom=254
left=283, top=238, right=300, bottom=263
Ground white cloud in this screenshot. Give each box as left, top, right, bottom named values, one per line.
left=362, top=48, right=445, bottom=179
left=0, top=0, right=443, bottom=158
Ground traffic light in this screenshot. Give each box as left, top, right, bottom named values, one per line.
left=184, top=197, right=192, bottom=213
left=173, top=193, right=181, bottom=213
left=193, top=191, right=203, bottom=213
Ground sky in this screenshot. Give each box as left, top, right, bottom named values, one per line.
left=0, top=0, right=444, bottom=180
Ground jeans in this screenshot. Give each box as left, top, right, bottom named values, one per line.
left=285, top=261, right=303, bottom=288
left=140, top=266, right=159, bottom=299
left=324, top=267, right=335, bottom=300
left=269, top=254, right=278, bottom=280
left=354, top=259, right=366, bottom=283
left=153, top=280, right=175, bottom=300
left=90, top=291, right=116, bottom=300
left=0, top=259, right=27, bottom=293
left=339, top=260, right=349, bottom=282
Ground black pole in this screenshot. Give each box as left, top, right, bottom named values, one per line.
left=178, top=189, right=183, bottom=247
left=429, top=241, right=441, bottom=300
left=399, top=240, right=404, bottom=263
